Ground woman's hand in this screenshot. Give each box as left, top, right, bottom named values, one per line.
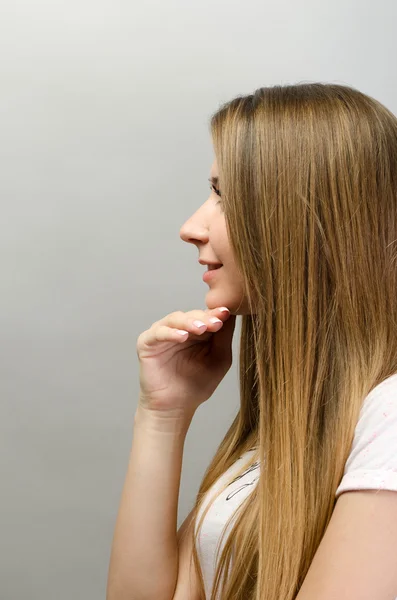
left=136, top=307, right=236, bottom=416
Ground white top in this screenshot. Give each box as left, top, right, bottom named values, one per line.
left=195, top=373, right=397, bottom=599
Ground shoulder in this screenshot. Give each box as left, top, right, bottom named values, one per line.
left=297, top=374, right=397, bottom=598
left=336, top=372, right=397, bottom=497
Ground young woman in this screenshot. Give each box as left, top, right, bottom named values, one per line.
left=107, top=83, right=397, bottom=600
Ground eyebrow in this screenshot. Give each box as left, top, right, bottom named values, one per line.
left=208, top=176, right=219, bottom=186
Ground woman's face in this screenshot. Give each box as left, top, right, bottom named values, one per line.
left=179, top=158, right=250, bottom=315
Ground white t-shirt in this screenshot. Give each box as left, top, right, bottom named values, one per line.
left=195, top=373, right=397, bottom=599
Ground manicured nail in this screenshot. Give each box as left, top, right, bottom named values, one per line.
left=218, top=307, right=230, bottom=314
left=209, top=317, right=222, bottom=324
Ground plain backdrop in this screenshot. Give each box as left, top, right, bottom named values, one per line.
left=1, top=1, right=396, bottom=598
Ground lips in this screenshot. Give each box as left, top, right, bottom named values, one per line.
left=208, top=264, right=223, bottom=271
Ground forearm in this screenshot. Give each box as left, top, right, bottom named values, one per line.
left=106, top=404, right=194, bottom=600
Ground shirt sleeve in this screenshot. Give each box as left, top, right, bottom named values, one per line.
left=335, top=373, right=397, bottom=499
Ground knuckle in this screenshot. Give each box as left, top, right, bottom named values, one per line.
left=169, top=310, right=183, bottom=320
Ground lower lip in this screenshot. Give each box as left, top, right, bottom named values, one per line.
left=203, top=266, right=223, bottom=282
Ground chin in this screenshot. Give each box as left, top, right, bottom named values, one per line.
left=205, top=291, right=250, bottom=315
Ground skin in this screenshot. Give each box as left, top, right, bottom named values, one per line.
left=179, top=158, right=251, bottom=315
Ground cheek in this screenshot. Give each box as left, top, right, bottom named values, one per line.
left=212, top=223, right=230, bottom=260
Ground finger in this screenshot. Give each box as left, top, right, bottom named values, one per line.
left=162, top=309, right=230, bottom=332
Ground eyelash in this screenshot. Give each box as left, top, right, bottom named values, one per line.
left=209, top=183, right=222, bottom=205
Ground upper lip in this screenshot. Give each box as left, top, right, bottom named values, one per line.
left=198, top=259, right=223, bottom=266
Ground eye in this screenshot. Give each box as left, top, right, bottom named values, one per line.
left=209, top=183, right=222, bottom=198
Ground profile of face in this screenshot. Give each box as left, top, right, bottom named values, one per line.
left=179, top=158, right=251, bottom=315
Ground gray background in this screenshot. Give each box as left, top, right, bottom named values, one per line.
left=1, top=1, right=396, bottom=598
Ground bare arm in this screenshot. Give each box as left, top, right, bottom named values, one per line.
left=106, top=403, right=195, bottom=600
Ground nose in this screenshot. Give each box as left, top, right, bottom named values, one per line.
left=179, top=218, right=208, bottom=245
left=180, top=195, right=212, bottom=246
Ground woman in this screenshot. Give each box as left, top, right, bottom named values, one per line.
left=107, top=82, right=397, bottom=600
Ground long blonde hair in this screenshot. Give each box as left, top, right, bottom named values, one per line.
left=185, top=82, right=397, bottom=599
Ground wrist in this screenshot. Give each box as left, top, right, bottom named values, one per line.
left=134, top=403, right=195, bottom=436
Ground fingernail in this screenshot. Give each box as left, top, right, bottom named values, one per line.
left=209, top=317, right=222, bottom=324
left=193, top=320, right=206, bottom=329
left=218, top=307, right=230, bottom=314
